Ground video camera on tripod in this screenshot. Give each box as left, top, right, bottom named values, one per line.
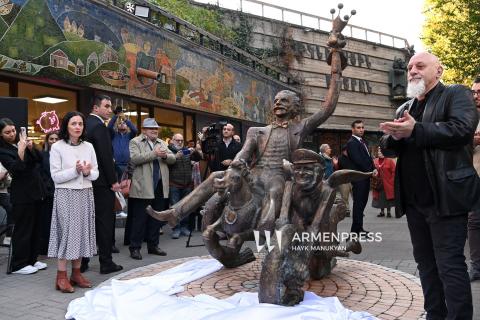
left=201, top=120, right=227, bottom=156
left=200, top=121, right=227, bottom=178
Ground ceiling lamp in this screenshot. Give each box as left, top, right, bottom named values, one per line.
left=32, top=96, right=68, bottom=104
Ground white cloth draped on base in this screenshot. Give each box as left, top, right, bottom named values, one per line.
left=66, top=258, right=377, bottom=320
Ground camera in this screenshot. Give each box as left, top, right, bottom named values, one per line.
left=181, top=148, right=191, bottom=155
left=202, top=121, right=227, bottom=155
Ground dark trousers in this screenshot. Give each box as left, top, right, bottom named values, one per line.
left=0, top=192, right=12, bottom=236
left=39, top=196, right=53, bottom=255
left=129, top=184, right=168, bottom=250
left=468, top=210, right=480, bottom=273
left=94, top=186, right=115, bottom=265
left=11, top=201, right=42, bottom=271
left=351, top=179, right=370, bottom=233
left=406, top=205, right=472, bottom=320
left=170, top=186, right=192, bottom=231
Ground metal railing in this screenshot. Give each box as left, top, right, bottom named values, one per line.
left=192, top=0, right=410, bottom=49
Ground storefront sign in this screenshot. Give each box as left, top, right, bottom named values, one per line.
left=36, top=110, right=60, bottom=133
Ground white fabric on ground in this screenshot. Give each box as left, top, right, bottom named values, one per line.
left=66, top=258, right=377, bottom=320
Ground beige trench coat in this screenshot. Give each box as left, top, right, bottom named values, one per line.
left=129, top=134, right=175, bottom=199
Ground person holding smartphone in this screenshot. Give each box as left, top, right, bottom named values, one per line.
left=0, top=118, right=46, bottom=274
left=167, top=133, right=202, bottom=239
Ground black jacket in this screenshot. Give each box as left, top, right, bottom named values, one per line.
left=381, top=83, right=480, bottom=217
left=0, top=143, right=46, bottom=205
left=86, top=114, right=117, bottom=188
left=346, top=136, right=374, bottom=173
left=210, top=139, right=242, bottom=171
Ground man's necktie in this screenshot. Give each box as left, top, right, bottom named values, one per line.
left=153, top=158, right=160, bottom=190
left=360, top=138, right=369, bottom=154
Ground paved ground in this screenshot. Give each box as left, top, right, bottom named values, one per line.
left=0, top=198, right=479, bottom=319
left=117, top=256, right=425, bottom=319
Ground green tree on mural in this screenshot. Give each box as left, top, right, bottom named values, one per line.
left=0, top=0, right=66, bottom=60
left=422, top=0, right=480, bottom=84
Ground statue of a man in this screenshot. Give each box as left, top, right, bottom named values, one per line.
left=148, top=15, right=349, bottom=232
left=259, top=149, right=369, bottom=305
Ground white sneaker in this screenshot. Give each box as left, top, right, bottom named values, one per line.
left=2, top=236, right=10, bottom=246
left=33, top=261, right=47, bottom=270
left=116, top=211, right=127, bottom=218
left=12, top=265, right=38, bottom=275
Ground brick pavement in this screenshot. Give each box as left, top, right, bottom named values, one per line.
left=115, top=256, right=425, bottom=319
left=0, top=201, right=478, bottom=320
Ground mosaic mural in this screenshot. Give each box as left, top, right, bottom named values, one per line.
left=0, top=0, right=289, bottom=123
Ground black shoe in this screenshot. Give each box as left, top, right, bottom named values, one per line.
left=377, top=212, right=385, bottom=217
left=80, top=258, right=89, bottom=273
left=100, top=262, right=123, bottom=274
left=129, top=248, right=142, bottom=260
left=147, top=246, right=167, bottom=256
left=112, top=245, right=120, bottom=254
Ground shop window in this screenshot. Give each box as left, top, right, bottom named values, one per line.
left=154, top=107, right=183, bottom=126
left=18, top=82, right=77, bottom=146
left=127, top=106, right=149, bottom=131
left=0, top=81, right=9, bottom=96
left=154, top=107, right=184, bottom=142
left=185, top=114, right=193, bottom=142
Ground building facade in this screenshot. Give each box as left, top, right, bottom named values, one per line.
left=0, top=0, right=294, bottom=145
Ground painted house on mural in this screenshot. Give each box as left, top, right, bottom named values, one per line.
left=0, top=0, right=295, bottom=144
left=193, top=0, right=411, bottom=152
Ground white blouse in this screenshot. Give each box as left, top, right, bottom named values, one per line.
left=49, top=140, right=99, bottom=189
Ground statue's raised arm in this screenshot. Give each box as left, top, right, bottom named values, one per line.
left=302, top=8, right=353, bottom=136
left=147, top=5, right=355, bottom=242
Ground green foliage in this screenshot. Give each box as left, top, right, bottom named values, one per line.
left=0, top=0, right=66, bottom=60
left=422, top=0, right=480, bottom=84
left=149, top=0, right=235, bottom=41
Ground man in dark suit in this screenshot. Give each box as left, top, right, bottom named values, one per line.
left=82, top=95, right=122, bottom=274
left=380, top=52, right=478, bottom=318
left=346, top=120, right=376, bottom=234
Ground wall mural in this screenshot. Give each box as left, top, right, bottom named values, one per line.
left=0, top=0, right=288, bottom=123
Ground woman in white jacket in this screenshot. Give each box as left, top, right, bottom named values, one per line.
left=48, top=111, right=99, bottom=293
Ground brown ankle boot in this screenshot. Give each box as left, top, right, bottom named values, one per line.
left=70, top=267, right=92, bottom=288
left=56, top=270, right=75, bottom=293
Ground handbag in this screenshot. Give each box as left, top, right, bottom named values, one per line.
left=371, top=173, right=383, bottom=191
left=119, top=169, right=131, bottom=197
left=114, top=191, right=127, bottom=211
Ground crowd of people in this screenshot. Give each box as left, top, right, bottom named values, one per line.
left=0, top=97, right=244, bottom=293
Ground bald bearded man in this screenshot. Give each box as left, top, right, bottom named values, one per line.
left=380, top=52, right=479, bottom=319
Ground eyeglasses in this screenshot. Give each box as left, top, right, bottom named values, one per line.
left=471, top=90, right=480, bottom=96
left=174, top=139, right=184, bottom=142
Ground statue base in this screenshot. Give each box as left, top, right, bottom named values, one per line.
left=106, top=255, right=425, bottom=319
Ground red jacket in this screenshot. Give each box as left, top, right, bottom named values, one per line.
left=373, top=157, right=396, bottom=201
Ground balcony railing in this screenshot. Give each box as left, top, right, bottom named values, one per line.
left=192, top=0, right=410, bottom=49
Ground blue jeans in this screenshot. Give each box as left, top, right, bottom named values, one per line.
left=170, top=186, right=192, bottom=231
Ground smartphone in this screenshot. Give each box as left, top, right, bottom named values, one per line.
left=20, top=126, right=27, bottom=139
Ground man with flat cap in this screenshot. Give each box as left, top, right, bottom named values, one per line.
left=127, top=118, right=175, bottom=260
left=260, top=148, right=368, bottom=305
